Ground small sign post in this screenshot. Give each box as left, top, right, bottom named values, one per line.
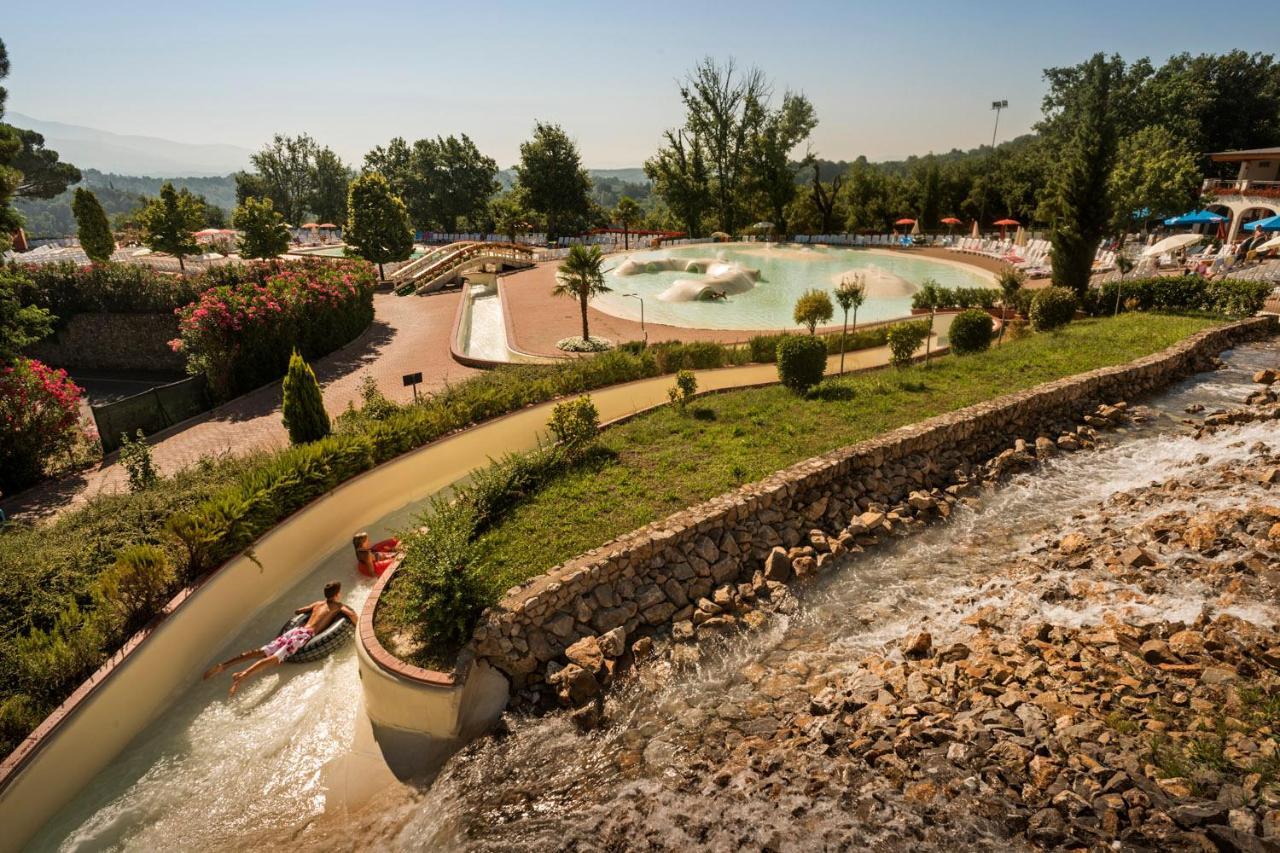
left=402, top=371, right=423, bottom=402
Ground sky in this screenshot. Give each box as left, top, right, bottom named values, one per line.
left=6, top=0, right=1280, bottom=170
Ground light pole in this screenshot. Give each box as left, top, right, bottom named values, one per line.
left=978, top=99, right=1008, bottom=238
left=624, top=292, right=646, bottom=344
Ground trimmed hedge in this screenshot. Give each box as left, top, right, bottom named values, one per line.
left=1082, top=276, right=1271, bottom=318
left=1030, top=286, right=1078, bottom=331
left=949, top=309, right=995, bottom=355
left=776, top=335, right=828, bottom=392
left=911, top=286, right=1001, bottom=311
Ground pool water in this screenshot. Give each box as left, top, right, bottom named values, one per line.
left=593, top=243, right=993, bottom=331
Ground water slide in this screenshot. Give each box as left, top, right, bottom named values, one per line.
left=19, top=329, right=955, bottom=851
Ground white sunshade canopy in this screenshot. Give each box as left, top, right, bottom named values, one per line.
left=1143, top=233, right=1203, bottom=257
left=1256, top=235, right=1280, bottom=252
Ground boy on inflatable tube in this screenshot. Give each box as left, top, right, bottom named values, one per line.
left=203, top=581, right=356, bottom=695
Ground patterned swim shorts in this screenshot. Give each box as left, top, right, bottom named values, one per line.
left=261, top=626, right=314, bottom=662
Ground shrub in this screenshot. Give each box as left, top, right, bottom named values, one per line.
left=886, top=320, right=930, bottom=367
left=749, top=333, right=788, bottom=363
left=118, top=429, right=158, bottom=491
left=911, top=285, right=1001, bottom=311
left=1085, top=276, right=1272, bottom=319
left=1029, top=286, right=1078, bottom=331
left=392, top=506, right=486, bottom=657
left=97, top=545, right=174, bottom=634
left=0, top=358, right=86, bottom=493
left=949, top=309, right=995, bottom=355
left=777, top=334, right=827, bottom=392
left=794, top=289, right=834, bottom=333
left=668, top=369, right=697, bottom=409
left=555, top=336, right=613, bottom=353
left=281, top=350, right=331, bottom=444
left=649, top=340, right=729, bottom=372
left=547, top=395, right=599, bottom=454
left=173, top=261, right=376, bottom=400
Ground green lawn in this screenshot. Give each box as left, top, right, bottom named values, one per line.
left=468, top=314, right=1217, bottom=600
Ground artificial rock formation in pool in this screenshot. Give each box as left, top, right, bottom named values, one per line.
left=613, top=256, right=761, bottom=302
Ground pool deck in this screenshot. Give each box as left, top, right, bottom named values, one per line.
left=501, top=245, right=1012, bottom=358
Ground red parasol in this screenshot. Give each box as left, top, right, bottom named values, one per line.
left=894, top=217, right=916, bottom=226
left=940, top=217, right=962, bottom=225
left=993, top=218, right=1020, bottom=239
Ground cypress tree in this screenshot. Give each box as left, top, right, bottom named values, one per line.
left=1047, top=54, right=1120, bottom=298
left=72, top=187, right=115, bottom=263
left=281, top=350, right=330, bottom=444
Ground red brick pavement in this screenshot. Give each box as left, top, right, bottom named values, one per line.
left=2, top=290, right=475, bottom=521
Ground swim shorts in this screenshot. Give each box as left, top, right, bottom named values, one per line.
left=261, top=626, right=314, bottom=662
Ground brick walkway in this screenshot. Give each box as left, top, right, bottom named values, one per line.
left=2, top=290, right=476, bottom=521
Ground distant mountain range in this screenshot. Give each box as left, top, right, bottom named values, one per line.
left=5, top=113, right=252, bottom=177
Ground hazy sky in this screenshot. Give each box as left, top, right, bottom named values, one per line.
left=6, top=1, right=1280, bottom=169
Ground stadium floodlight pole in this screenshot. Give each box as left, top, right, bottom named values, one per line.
left=979, top=99, right=1009, bottom=238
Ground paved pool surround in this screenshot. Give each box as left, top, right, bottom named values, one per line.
left=470, top=317, right=1278, bottom=688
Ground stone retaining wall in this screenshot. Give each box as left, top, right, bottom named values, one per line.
left=26, top=312, right=184, bottom=373
left=472, top=317, right=1277, bottom=686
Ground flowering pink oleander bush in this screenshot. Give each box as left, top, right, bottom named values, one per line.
left=172, top=261, right=376, bottom=399
left=0, top=358, right=87, bottom=492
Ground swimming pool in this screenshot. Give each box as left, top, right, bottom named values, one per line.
left=593, top=243, right=994, bottom=331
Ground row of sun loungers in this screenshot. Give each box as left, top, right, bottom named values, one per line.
left=794, top=234, right=916, bottom=246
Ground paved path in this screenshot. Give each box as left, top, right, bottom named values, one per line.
left=2, top=290, right=477, bottom=521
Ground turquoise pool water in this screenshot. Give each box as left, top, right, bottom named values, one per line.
left=593, top=243, right=993, bottom=331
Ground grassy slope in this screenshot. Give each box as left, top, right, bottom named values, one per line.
left=470, top=314, right=1217, bottom=600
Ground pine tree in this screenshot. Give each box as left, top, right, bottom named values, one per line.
left=1047, top=54, right=1120, bottom=297
left=345, top=172, right=413, bottom=280
left=281, top=350, right=330, bottom=444
left=71, top=187, right=115, bottom=262
left=232, top=196, right=290, bottom=259
left=137, top=182, right=202, bottom=271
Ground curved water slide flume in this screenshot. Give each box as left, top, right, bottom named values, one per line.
left=10, top=325, right=956, bottom=850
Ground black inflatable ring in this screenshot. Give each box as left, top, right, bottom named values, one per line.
left=275, top=612, right=354, bottom=664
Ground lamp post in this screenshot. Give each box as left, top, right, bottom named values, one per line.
left=624, top=292, right=646, bottom=344
left=978, top=99, right=1008, bottom=238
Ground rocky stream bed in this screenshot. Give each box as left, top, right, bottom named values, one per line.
left=367, top=340, right=1280, bottom=852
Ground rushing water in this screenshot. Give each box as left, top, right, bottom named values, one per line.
left=30, top=340, right=1280, bottom=851
left=593, top=243, right=993, bottom=330
left=372, top=340, right=1280, bottom=850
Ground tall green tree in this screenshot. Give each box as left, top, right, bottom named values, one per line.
left=489, top=190, right=532, bottom=242
left=552, top=244, right=610, bottom=342
left=10, top=128, right=80, bottom=200
left=1045, top=53, right=1121, bottom=297
left=248, top=134, right=318, bottom=225
left=1108, top=124, right=1200, bottom=235
left=364, top=134, right=498, bottom=232
left=309, top=146, right=351, bottom=226
left=613, top=196, right=640, bottom=249
left=808, top=160, right=844, bottom=234
left=644, top=129, right=711, bottom=237
left=0, top=268, right=53, bottom=363
left=137, top=182, right=202, bottom=271
left=345, top=172, right=413, bottom=280
left=745, top=90, right=817, bottom=234
left=232, top=196, right=290, bottom=259
left=515, top=122, right=593, bottom=239
left=71, top=188, right=114, bottom=262
left=0, top=39, right=27, bottom=247
left=677, top=57, right=770, bottom=233
left=281, top=350, right=330, bottom=444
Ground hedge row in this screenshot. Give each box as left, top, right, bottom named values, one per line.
left=1082, top=276, right=1271, bottom=318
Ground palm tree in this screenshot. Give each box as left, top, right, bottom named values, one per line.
left=614, top=196, right=641, bottom=250
left=834, top=273, right=866, bottom=374
left=554, top=244, right=611, bottom=342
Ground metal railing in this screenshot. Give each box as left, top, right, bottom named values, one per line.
left=1202, top=178, right=1280, bottom=195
